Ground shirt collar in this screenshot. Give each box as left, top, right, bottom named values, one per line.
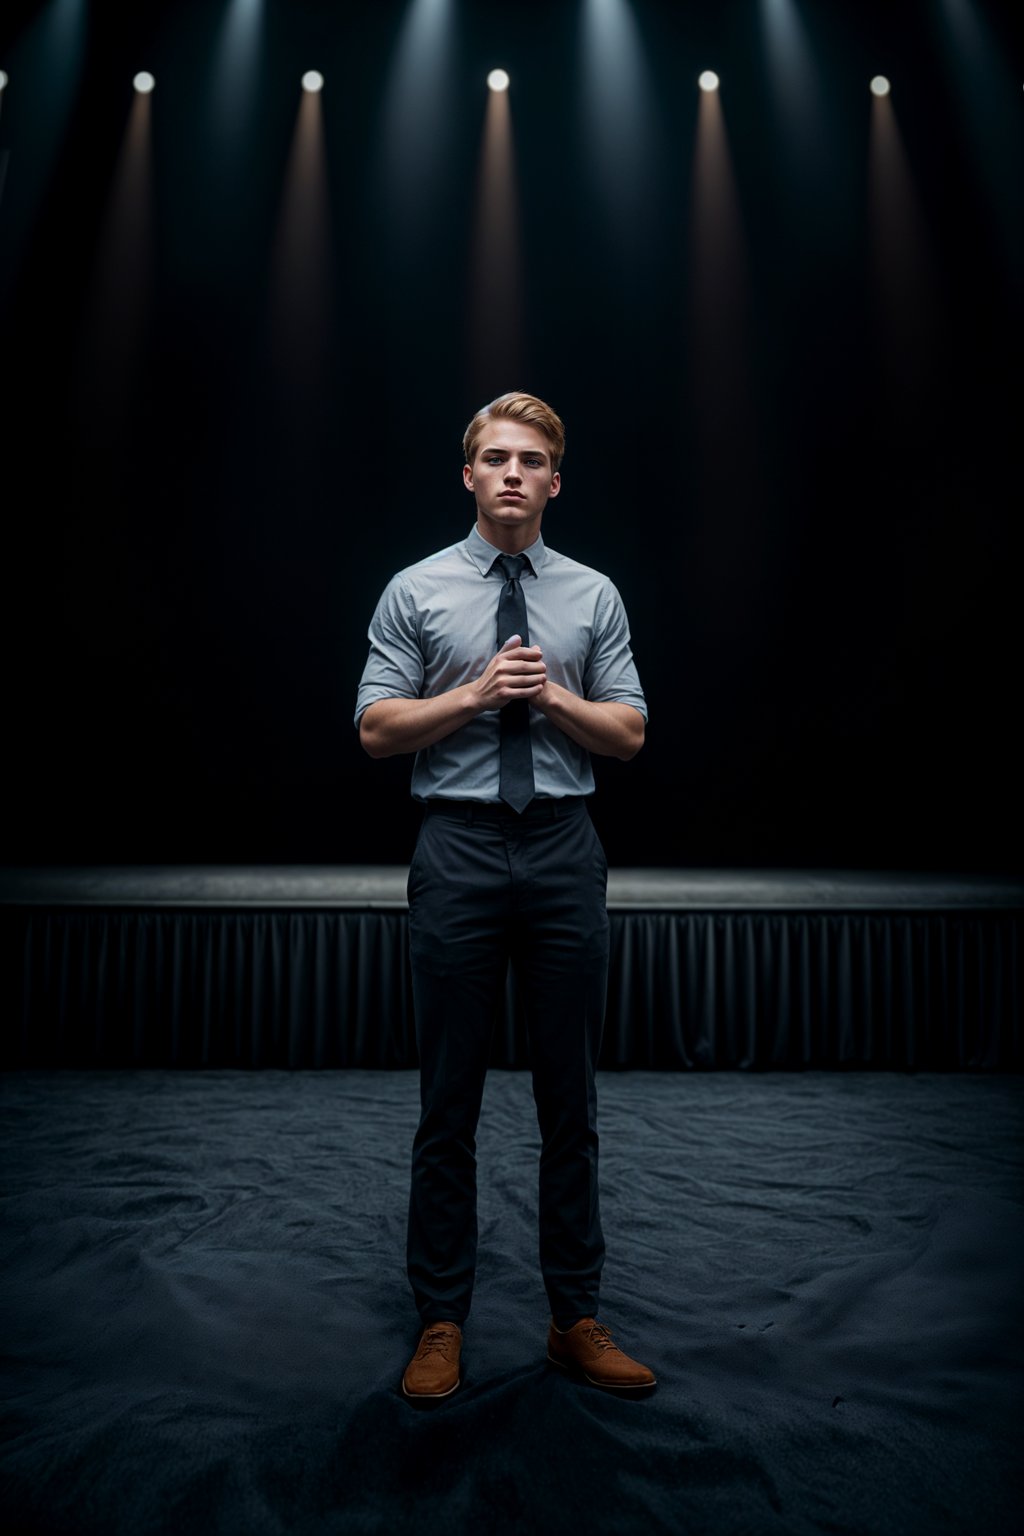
left=464, top=523, right=546, bottom=577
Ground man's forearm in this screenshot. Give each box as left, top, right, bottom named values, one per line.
left=534, top=681, right=644, bottom=761
left=360, top=675, right=644, bottom=762
left=359, top=688, right=480, bottom=758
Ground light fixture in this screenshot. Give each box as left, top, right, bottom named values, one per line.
left=698, top=71, right=720, bottom=93
left=487, top=69, right=510, bottom=93
left=133, top=72, right=155, bottom=94
left=870, top=75, right=891, bottom=97
left=301, top=70, right=324, bottom=93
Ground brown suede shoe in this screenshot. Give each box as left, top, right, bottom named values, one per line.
left=547, top=1318, right=656, bottom=1391
left=402, top=1322, right=462, bottom=1399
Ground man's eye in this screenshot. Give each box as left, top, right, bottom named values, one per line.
left=486, top=456, right=503, bottom=464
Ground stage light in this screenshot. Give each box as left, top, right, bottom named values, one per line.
left=870, top=75, right=891, bottom=97
left=698, top=71, right=720, bottom=93
left=133, top=72, right=155, bottom=94
left=487, top=68, right=509, bottom=93
left=0, top=70, right=8, bottom=92
left=301, top=70, right=324, bottom=93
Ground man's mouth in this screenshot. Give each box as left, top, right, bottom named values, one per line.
left=499, top=492, right=524, bottom=500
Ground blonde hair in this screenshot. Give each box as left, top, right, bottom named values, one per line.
left=463, top=391, right=566, bottom=472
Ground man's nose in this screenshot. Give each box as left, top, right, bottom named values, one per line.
left=504, top=462, right=522, bottom=482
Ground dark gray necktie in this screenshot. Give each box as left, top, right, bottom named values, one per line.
left=494, top=554, right=535, bottom=813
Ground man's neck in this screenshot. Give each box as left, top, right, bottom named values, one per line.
left=474, top=519, right=542, bottom=556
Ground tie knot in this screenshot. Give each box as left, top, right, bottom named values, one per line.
left=495, top=554, right=530, bottom=584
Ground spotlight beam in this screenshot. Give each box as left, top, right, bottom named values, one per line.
left=581, top=0, right=657, bottom=255
left=208, top=0, right=265, bottom=166
left=269, top=80, right=333, bottom=453
left=868, top=86, right=938, bottom=415
left=74, top=86, right=155, bottom=431
left=376, top=0, right=456, bottom=254
left=468, top=82, right=523, bottom=396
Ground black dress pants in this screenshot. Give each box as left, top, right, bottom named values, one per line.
left=406, top=796, right=610, bottom=1329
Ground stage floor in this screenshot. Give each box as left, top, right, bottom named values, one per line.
left=2, top=864, right=1023, bottom=909
left=2, top=1070, right=1021, bottom=1535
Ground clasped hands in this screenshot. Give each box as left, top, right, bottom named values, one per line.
left=472, top=635, right=548, bottom=712
left=360, top=634, right=642, bottom=760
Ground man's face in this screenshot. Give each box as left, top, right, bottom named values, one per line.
left=463, top=418, right=560, bottom=540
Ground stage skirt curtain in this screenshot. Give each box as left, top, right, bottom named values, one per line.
left=2, top=908, right=1020, bottom=1070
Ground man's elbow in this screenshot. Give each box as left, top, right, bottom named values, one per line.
left=359, top=711, right=390, bottom=759
left=617, top=712, right=645, bottom=761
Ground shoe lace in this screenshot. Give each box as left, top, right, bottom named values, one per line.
left=582, top=1322, right=618, bottom=1354
left=418, top=1325, right=457, bottom=1359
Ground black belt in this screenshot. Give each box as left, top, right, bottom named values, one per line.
left=423, top=796, right=586, bottom=823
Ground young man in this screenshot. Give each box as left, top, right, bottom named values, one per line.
left=355, top=391, right=655, bottom=1398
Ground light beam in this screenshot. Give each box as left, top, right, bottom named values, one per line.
left=74, top=87, right=154, bottom=432
left=868, top=87, right=940, bottom=418
left=758, top=0, right=827, bottom=185
left=0, top=0, right=87, bottom=307
left=467, top=80, right=523, bottom=399
left=581, top=0, right=659, bottom=257
left=376, top=0, right=456, bottom=255
left=687, top=76, right=763, bottom=614
left=207, top=0, right=264, bottom=164
left=269, top=79, right=334, bottom=449
left=932, top=0, right=1023, bottom=278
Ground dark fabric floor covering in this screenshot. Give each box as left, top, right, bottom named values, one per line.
left=1, top=1070, right=1022, bottom=1536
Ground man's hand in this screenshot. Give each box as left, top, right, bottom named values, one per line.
left=533, top=679, right=645, bottom=761
left=471, top=635, right=547, bottom=711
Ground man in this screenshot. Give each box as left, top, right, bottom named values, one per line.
left=355, top=391, right=655, bottom=1399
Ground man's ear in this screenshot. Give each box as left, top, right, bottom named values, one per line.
left=547, top=471, right=561, bottom=499
left=463, top=463, right=475, bottom=492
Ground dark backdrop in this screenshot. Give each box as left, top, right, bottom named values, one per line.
left=1, top=0, right=1021, bottom=871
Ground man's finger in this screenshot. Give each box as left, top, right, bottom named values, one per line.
left=499, top=639, right=542, bottom=660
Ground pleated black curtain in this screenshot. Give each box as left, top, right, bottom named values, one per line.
left=2, top=908, right=1019, bottom=1069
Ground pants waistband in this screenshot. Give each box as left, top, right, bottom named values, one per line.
left=423, top=796, right=587, bottom=824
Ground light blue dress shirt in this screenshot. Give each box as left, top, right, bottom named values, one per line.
left=355, top=525, right=647, bottom=802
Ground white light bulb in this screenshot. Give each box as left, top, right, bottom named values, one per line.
left=487, top=69, right=510, bottom=93
left=870, top=75, right=891, bottom=97
left=698, top=71, right=720, bottom=94
left=302, top=70, right=324, bottom=93
left=133, top=72, right=155, bottom=94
